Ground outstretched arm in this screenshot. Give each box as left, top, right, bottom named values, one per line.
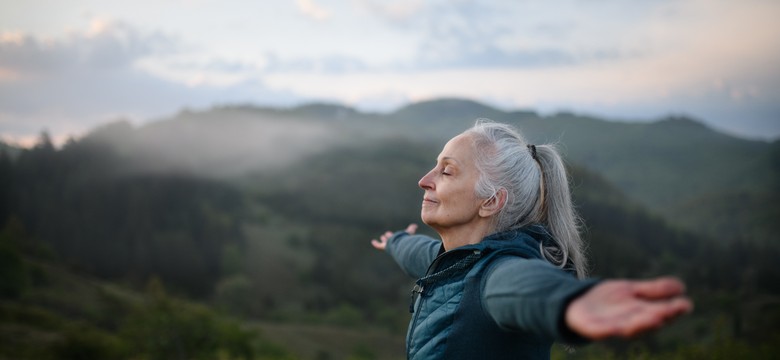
left=370, top=223, right=440, bottom=279
left=483, top=259, right=692, bottom=343
left=565, top=277, right=693, bottom=340
left=371, top=223, right=418, bottom=251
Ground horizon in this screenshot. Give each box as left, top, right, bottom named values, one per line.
left=2, top=0, right=779, bottom=146
left=2, top=96, right=773, bottom=150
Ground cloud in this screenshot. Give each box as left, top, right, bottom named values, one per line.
left=356, top=0, right=425, bottom=24
left=1, top=0, right=777, bottom=142
left=414, top=45, right=583, bottom=70
left=0, top=19, right=174, bottom=74
left=0, top=19, right=176, bottom=115
left=361, top=1, right=633, bottom=71
left=296, top=0, right=331, bottom=21
left=0, top=20, right=301, bottom=142
left=263, top=53, right=369, bottom=74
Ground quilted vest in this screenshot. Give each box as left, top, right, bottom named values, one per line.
left=405, top=228, right=554, bottom=360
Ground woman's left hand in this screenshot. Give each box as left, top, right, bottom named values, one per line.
left=370, top=223, right=417, bottom=251
left=565, top=277, right=693, bottom=340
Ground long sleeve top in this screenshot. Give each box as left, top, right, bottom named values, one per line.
left=385, top=227, right=597, bottom=359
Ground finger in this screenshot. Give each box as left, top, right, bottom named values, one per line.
left=406, top=223, right=418, bottom=234
left=661, top=297, right=694, bottom=319
left=370, top=239, right=386, bottom=250
left=619, top=298, right=693, bottom=337
left=677, top=297, right=694, bottom=314
left=631, top=277, right=686, bottom=300
left=380, top=231, right=393, bottom=241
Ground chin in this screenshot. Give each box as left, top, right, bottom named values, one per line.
left=420, top=210, right=432, bottom=225
left=419, top=214, right=439, bottom=229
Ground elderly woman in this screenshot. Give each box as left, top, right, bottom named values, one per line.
left=371, top=120, right=692, bottom=360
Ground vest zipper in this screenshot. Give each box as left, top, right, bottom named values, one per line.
left=407, top=246, right=451, bottom=315
left=406, top=251, right=447, bottom=359
left=406, top=248, right=482, bottom=359
left=409, top=283, right=424, bottom=313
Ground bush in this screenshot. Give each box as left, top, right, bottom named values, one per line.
left=215, top=274, right=253, bottom=317
left=50, top=324, right=127, bottom=360
left=0, top=242, right=29, bottom=298
left=121, top=278, right=292, bottom=359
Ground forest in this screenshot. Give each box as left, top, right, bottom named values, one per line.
left=1, top=98, right=778, bottom=359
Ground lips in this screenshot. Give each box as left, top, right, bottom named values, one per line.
left=423, top=197, right=438, bottom=205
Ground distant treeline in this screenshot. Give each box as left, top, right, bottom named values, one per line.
left=1, top=134, right=244, bottom=297
left=1, top=100, right=779, bottom=358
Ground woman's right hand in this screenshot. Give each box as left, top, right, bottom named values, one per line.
left=565, top=277, right=693, bottom=339
left=370, top=223, right=418, bottom=251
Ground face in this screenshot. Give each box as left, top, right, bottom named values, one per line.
left=418, top=134, right=485, bottom=231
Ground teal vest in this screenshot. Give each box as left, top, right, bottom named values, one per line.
left=406, top=228, right=554, bottom=360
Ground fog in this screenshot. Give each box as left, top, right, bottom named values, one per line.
left=84, top=106, right=363, bottom=178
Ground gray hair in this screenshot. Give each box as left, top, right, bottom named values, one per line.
left=463, top=119, right=588, bottom=278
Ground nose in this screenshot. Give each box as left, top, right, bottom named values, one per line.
left=418, top=169, right=435, bottom=190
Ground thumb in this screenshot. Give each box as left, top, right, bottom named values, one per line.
left=632, top=277, right=686, bottom=300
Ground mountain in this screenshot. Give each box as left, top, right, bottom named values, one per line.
left=517, top=114, right=773, bottom=209
left=79, top=98, right=776, bottom=244
left=665, top=139, right=780, bottom=243
left=4, top=101, right=780, bottom=357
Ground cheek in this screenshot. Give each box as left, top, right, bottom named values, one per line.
left=446, top=188, right=481, bottom=213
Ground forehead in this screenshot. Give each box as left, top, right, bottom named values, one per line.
left=439, top=133, right=476, bottom=162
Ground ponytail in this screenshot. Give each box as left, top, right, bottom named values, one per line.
left=534, top=144, right=588, bottom=278
left=465, top=120, right=588, bottom=278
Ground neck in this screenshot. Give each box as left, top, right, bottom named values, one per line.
left=437, top=219, right=494, bottom=251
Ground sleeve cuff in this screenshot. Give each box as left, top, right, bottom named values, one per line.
left=555, top=278, right=602, bottom=345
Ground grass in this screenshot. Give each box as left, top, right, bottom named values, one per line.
left=253, top=322, right=405, bottom=360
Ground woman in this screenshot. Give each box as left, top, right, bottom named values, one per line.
left=371, top=120, right=692, bottom=360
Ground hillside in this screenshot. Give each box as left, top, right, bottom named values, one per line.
left=79, top=98, right=777, bottom=244
left=2, top=98, right=778, bottom=358
left=0, top=223, right=288, bottom=359
left=0, top=232, right=404, bottom=359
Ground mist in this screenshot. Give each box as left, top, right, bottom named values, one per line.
left=82, top=105, right=367, bottom=178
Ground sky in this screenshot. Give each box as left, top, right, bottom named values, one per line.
left=1, top=0, right=779, bottom=146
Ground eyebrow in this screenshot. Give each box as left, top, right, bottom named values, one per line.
left=439, top=156, right=460, bottom=164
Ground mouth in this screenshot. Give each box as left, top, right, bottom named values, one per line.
left=422, top=197, right=438, bottom=205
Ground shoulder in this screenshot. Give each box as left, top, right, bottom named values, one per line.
left=479, top=227, right=549, bottom=260
left=480, top=254, right=575, bottom=293
left=482, top=255, right=556, bottom=280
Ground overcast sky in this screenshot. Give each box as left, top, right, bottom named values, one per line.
left=1, top=0, right=778, bottom=145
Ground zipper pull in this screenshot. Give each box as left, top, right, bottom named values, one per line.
left=409, top=283, right=424, bottom=313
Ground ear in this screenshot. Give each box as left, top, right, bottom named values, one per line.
left=479, top=188, right=507, bottom=218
